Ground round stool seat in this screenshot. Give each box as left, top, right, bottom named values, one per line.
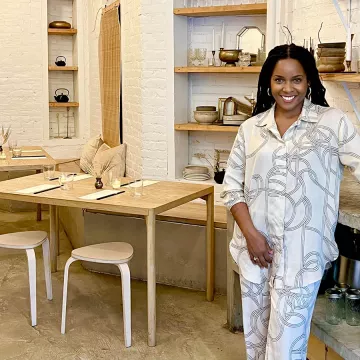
left=0, top=231, right=48, bottom=249
left=72, top=242, right=133, bottom=264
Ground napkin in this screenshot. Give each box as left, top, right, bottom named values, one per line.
left=17, top=184, right=60, bottom=194
left=80, top=190, right=122, bottom=200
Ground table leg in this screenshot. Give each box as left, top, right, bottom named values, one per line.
left=226, top=209, right=243, bottom=332
left=146, top=210, right=156, bottom=347
left=49, top=205, right=58, bottom=272
left=205, top=192, right=215, bottom=301
left=36, top=170, right=42, bottom=221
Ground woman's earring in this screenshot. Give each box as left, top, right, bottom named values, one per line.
left=307, top=87, right=312, bottom=99
left=267, top=88, right=272, bottom=97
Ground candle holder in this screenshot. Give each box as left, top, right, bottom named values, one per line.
left=208, top=50, right=216, bottom=66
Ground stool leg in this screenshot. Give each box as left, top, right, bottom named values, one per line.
left=61, top=257, right=77, bottom=334
left=25, top=249, right=37, bottom=327
left=118, top=263, right=131, bottom=348
left=42, top=239, right=53, bottom=300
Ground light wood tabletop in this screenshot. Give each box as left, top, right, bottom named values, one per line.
left=0, top=172, right=215, bottom=347
left=0, top=146, right=56, bottom=172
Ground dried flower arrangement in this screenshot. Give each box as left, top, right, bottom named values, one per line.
left=0, top=126, right=11, bottom=147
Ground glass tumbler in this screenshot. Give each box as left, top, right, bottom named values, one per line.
left=345, top=289, right=360, bottom=326
left=43, top=164, right=55, bottom=180
left=129, top=179, right=143, bottom=197
left=325, top=288, right=344, bottom=325
left=59, top=173, right=74, bottom=191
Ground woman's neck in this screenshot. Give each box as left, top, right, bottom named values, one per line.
left=274, top=100, right=304, bottom=121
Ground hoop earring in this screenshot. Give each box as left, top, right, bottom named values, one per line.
left=307, top=87, right=312, bottom=99
left=267, top=88, right=272, bottom=97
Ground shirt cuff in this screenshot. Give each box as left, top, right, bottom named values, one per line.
left=220, top=190, right=246, bottom=210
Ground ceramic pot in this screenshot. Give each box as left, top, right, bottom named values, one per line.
left=95, top=177, right=103, bottom=189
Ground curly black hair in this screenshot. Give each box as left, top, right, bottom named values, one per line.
left=253, top=43, right=329, bottom=116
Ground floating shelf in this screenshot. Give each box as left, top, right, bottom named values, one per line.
left=175, top=66, right=262, bottom=74
left=174, top=4, right=267, bottom=17
left=48, top=66, right=78, bottom=71
left=48, top=28, right=77, bottom=35
left=320, top=73, right=360, bottom=83
left=175, top=123, right=239, bottom=133
left=49, top=102, right=79, bottom=108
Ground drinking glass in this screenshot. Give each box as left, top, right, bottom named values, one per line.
left=59, top=173, right=74, bottom=190
left=196, top=48, right=207, bottom=66
left=43, top=164, right=55, bottom=180
left=129, top=179, right=143, bottom=197
left=188, top=48, right=197, bottom=66
left=12, top=147, right=22, bottom=158
left=8, top=139, right=17, bottom=151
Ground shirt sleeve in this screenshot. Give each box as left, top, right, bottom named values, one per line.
left=338, top=113, right=360, bottom=181
left=221, top=125, right=246, bottom=210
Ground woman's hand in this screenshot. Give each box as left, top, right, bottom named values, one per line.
left=244, top=230, right=273, bottom=268
left=230, top=202, right=273, bottom=268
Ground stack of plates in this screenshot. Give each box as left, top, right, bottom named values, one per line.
left=183, top=165, right=211, bottom=181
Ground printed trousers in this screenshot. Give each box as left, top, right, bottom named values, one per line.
left=239, top=275, right=320, bottom=360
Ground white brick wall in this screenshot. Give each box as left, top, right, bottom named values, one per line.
left=284, top=0, right=360, bottom=129
left=122, top=0, right=143, bottom=178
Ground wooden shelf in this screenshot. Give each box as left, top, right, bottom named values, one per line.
left=175, top=66, right=262, bottom=73
left=174, top=4, right=267, bottom=17
left=320, top=73, right=360, bottom=83
left=49, top=102, right=79, bottom=108
left=48, top=28, right=77, bottom=35
left=48, top=66, right=78, bottom=71
left=175, top=123, right=239, bottom=133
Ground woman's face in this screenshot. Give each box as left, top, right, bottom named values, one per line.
left=270, top=58, right=309, bottom=114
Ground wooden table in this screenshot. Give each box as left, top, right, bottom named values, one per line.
left=0, top=173, right=215, bottom=346
left=0, top=146, right=56, bottom=221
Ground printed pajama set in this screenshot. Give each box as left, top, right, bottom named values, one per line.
left=221, top=99, right=360, bottom=359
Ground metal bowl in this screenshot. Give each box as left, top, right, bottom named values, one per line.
left=219, top=49, right=241, bottom=67
left=49, top=21, right=71, bottom=29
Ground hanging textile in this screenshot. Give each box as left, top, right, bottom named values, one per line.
left=99, top=3, right=121, bottom=147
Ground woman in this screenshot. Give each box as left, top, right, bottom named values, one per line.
left=222, top=43, right=360, bottom=359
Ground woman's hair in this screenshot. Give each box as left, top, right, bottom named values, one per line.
left=253, top=43, right=329, bottom=116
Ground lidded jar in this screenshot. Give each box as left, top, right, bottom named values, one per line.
left=325, top=288, right=344, bottom=325
left=345, top=289, right=360, bottom=326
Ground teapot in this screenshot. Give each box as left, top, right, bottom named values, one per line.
left=54, top=88, right=70, bottom=103
left=55, top=56, right=66, bottom=67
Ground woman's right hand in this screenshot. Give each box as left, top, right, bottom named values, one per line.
left=244, top=230, right=273, bottom=268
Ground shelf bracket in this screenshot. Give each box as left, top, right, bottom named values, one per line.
left=341, top=82, right=360, bottom=123
left=331, top=0, right=348, bottom=29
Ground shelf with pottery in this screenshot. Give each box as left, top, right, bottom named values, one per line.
left=48, top=28, right=77, bottom=35
left=320, top=72, right=360, bottom=82
left=175, top=123, right=239, bottom=133
left=174, top=66, right=262, bottom=74
left=49, top=102, right=79, bottom=108
left=48, top=66, right=78, bottom=71
left=173, top=4, right=267, bottom=17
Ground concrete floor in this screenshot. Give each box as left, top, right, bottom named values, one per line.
left=0, top=210, right=246, bottom=360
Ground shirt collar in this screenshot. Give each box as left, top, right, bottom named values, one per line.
left=255, top=98, right=319, bottom=128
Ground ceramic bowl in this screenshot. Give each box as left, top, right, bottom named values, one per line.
left=318, top=42, right=346, bottom=49
left=317, top=48, right=345, bottom=57
left=318, top=56, right=345, bottom=65
left=194, top=111, right=218, bottom=124
left=196, top=106, right=216, bottom=112
left=183, top=165, right=209, bottom=175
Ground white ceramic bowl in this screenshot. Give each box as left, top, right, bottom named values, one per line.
left=193, top=111, right=218, bottom=124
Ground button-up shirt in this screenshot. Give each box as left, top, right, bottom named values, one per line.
left=221, top=99, right=360, bottom=287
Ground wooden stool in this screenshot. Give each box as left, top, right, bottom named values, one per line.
left=61, top=242, right=133, bottom=347
left=0, top=231, right=53, bottom=326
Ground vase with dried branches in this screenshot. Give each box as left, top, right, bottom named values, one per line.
left=89, top=157, right=116, bottom=189
left=0, top=126, right=11, bottom=159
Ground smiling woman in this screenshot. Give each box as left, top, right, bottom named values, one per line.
left=222, top=43, right=360, bottom=360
